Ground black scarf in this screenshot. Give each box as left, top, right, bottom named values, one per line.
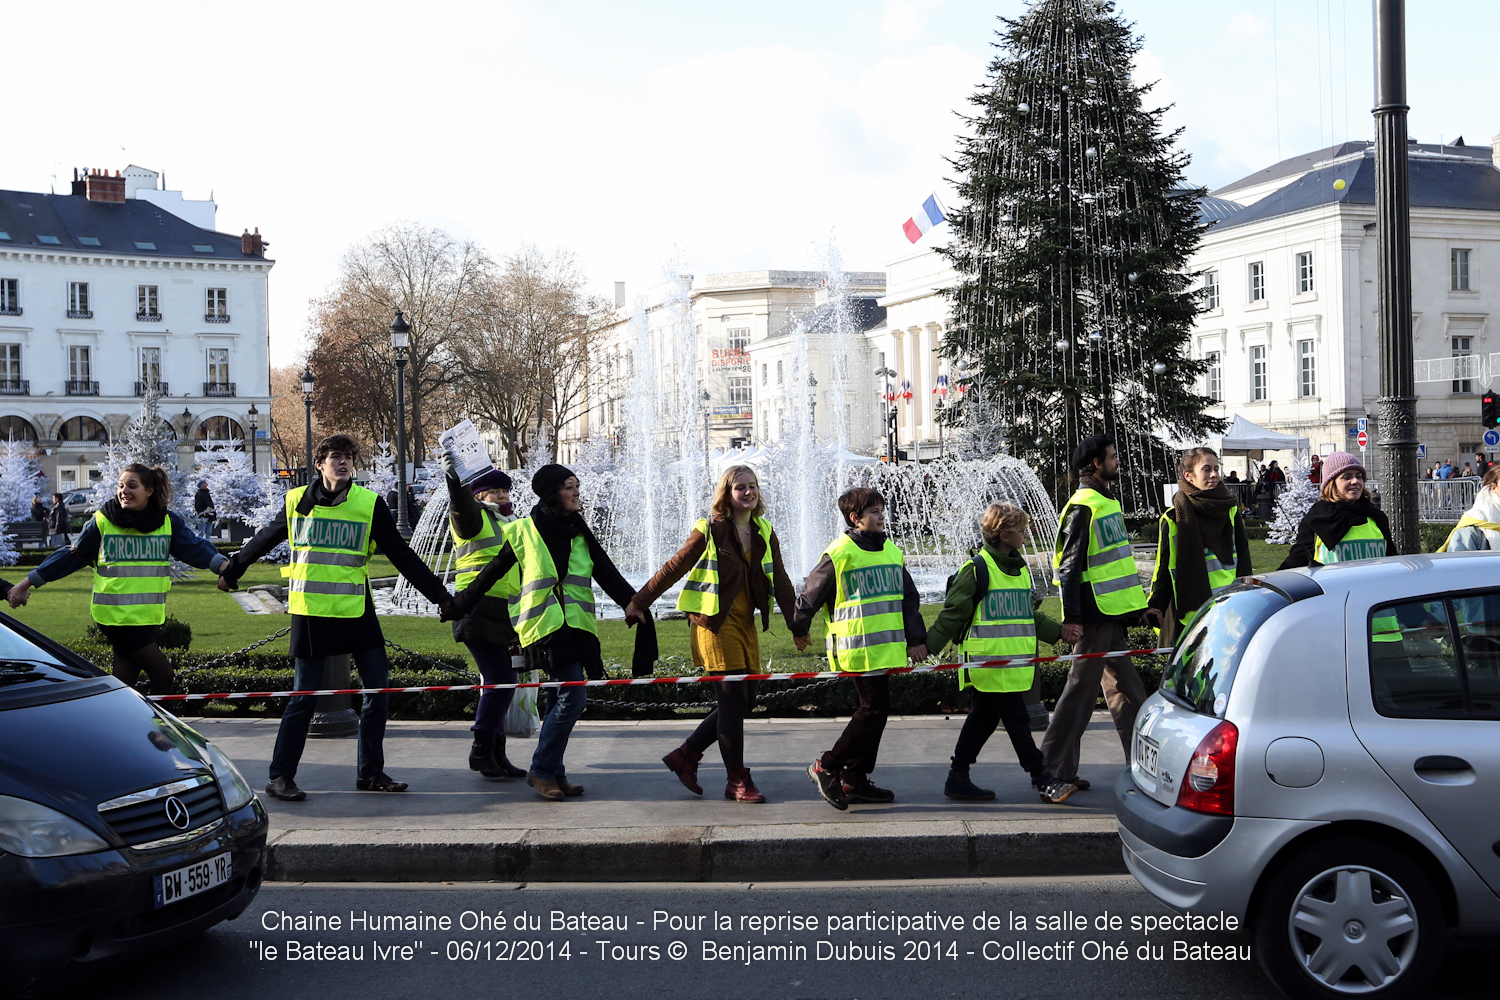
left=1303, top=497, right=1390, bottom=551
left=100, top=499, right=168, bottom=533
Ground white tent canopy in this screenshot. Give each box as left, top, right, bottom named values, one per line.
left=1214, top=414, right=1310, bottom=453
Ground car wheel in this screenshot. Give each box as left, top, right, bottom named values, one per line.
left=1253, top=837, right=1448, bottom=1000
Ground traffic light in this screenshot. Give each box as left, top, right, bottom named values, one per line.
left=1485, top=392, right=1500, bottom=428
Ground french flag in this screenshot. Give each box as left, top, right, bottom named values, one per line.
left=902, top=194, right=946, bottom=243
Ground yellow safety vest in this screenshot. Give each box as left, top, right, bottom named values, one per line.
left=284, top=484, right=377, bottom=618
left=507, top=516, right=596, bottom=647
left=451, top=508, right=519, bottom=600
left=676, top=517, right=775, bottom=616
left=1436, top=515, right=1500, bottom=552
left=91, top=511, right=172, bottom=626
left=1052, top=488, right=1148, bottom=615
left=1152, top=507, right=1240, bottom=613
left=1314, top=519, right=1401, bottom=642
left=959, top=552, right=1036, bottom=693
left=823, top=534, right=908, bottom=672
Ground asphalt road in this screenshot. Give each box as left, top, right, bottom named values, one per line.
left=49, top=876, right=1495, bottom=1000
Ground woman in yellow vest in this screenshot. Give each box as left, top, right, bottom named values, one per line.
left=1145, top=447, right=1253, bottom=644
left=790, top=486, right=928, bottom=810
left=625, top=465, right=804, bottom=803
left=923, top=504, right=1077, bottom=804
left=450, top=464, right=656, bottom=801
left=8, top=463, right=230, bottom=694
left=1280, top=451, right=1394, bottom=569
left=442, top=457, right=525, bottom=780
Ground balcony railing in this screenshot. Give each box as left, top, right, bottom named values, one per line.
left=0, top=379, right=28, bottom=395
left=203, top=381, right=236, bottom=397
left=65, top=380, right=99, bottom=396
left=135, top=381, right=168, bottom=397
left=204, top=314, right=230, bottom=323
left=135, top=311, right=162, bottom=322
left=66, top=309, right=92, bottom=320
left=0, top=306, right=20, bottom=317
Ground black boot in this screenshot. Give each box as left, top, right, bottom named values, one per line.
left=492, top=733, right=526, bottom=778
left=469, top=733, right=508, bottom=779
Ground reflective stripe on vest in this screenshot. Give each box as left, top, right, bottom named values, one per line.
left=508, top=517, right=596, bottom=646
left=451, top=508, right=520, bottom=600
left=1155, top=507, right=1240, bottom=617
left=676, top=517, right=775, bottom=616
left=1311, top=520, right=1402, bottom=642
left=284, top=484, right=377, bottom=618
left=959, top=552, right=1036, bottom=693
left=1052, top=488, right=1147, bottom=615
left=92, top=511, right=173, bottom=626
left=822, top=534, right=907, bottom=672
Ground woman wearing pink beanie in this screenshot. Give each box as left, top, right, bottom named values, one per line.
left=1279, top=451, right=1395, bottom=568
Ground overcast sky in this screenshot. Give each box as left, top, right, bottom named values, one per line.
left=5, top=0, right=1497, bottom=365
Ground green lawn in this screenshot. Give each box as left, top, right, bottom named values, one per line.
left=6, top=540, right=1294, bottom=667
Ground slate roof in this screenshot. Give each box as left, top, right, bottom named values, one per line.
left=1209, top=146, right=1500, bottom=231
left=1195, top=195, right=1245, bottom=224
left=0, top=189, right=266, bottom=260
left=769, top=296, right=887, bottom=340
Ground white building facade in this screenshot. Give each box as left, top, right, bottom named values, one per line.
left=0, top=167, right=273, bottom=491
left=1189, top=138, right=1500, bottom=474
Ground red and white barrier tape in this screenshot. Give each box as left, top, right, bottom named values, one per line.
left=146, top=646, right=1175, bottom=702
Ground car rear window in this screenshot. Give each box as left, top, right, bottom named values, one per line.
left=1159, top=586, right=1289, bottom=716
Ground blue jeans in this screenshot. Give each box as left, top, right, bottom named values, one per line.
left=530, top=660, right=586, bottom=780
left=269, top=647, right=391, bottom=781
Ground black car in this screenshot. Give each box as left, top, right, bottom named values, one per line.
left=0, top=612, right=268, bottom=997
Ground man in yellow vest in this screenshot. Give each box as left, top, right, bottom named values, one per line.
left=448, top=464, right=655, bottom=801
left=922, top=503, right=1076, bottom=803
left=1040, top=434, right=1150, bottom=792
left=791, top=486, right=927, bottom=810
left=219, top=434, right=457, bottom=801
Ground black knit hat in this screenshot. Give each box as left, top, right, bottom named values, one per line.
left=530, top=464, right=577, bottom=501
left=468, top=468, right=513, bottom=495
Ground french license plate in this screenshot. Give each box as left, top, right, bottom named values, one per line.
left=1135, top=734, right=1160, bottom=779
left=153, top=852, right=231, bottom=908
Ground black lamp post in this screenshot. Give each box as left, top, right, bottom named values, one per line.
left=699, top=387, right=711, bottom=477
left=807, top=372, right=818, bottom=442
left=247, top=403, right=258, bottom=474
left=875, top=366, right=898, bottom=464
left=300, top=367, right=315, bottom=487
left=390, top=310, right=412, bottom=537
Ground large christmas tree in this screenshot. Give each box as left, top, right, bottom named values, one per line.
left=941, top=0, right=1223, bottom=510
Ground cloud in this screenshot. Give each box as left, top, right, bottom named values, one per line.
left=879, top=0, right=943, bottom=41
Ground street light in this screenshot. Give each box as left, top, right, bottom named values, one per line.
left=699, top=387, right=711, bottom=477
left=875, top=367, right=898, bottom=464
left=301, top=367, right=315, bottom=487
left=247, top=403, right=258, bottom=475
left=807, top=372, right=818, bottom=442
left=389, top=309, right=412, bottom=537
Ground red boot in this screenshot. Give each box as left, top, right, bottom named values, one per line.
left=662, top=745, right=704, bottom=795
left=725, top=768, right=767, bottom=803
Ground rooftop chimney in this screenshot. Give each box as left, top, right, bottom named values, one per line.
left=70, top=168, right=86, bottom=197
left=614, top=282, right=625, bottom=308
left=83, top=169, right=125, bottom=203
left=241, top=228, right=266, bottom=256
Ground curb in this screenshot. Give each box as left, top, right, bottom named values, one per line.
left=263, top=818, right=1126, bottom=883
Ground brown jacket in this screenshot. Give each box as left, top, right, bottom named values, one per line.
left=632, top=516, right=798, bottom=634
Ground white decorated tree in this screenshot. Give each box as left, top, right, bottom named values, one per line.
left=91, top=388, right=192, bottom=517
left=0, top=438, right=43, bottom=524
left=1269, top=455, right=1319, bottom=544
left=195, top=440, right=268, bottom=536
left=245, top=474, right=290, bottom=562
left=362, top=441, right=397, bottom=504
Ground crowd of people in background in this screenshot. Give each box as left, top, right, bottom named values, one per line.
left=1424, top=452, right=1492, bottom=480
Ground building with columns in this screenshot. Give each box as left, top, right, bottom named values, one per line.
left=0, top=167, right=273, bottom=491
left=871, top=245, right=959, bottom=459
left=1187, top=137, right=1500, bottom=475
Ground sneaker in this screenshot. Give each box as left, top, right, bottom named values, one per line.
left=806, top=761, right=848, bottom=810
left=264, top=775, right=306, bottom=801
left=1063, top=776, right=1091, bottom=790
left=355, top=771, right=409, bottom=792
left=1035, top=776, right=1078, bottom=804
left=841, top=773, right=895, bottom=804
left=943, top=770, right=996, bottom=801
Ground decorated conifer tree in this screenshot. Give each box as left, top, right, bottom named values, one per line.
left=941, top=0, right=1223, bottom=510
left=195, top=440, right=266, bottom=526
left=91, top=387, right=192, bottom=517
left=362, top=441, right=397, bottom=504
left=1269, top=456, right=1319, bottom=544
left=0, top=438, right=43, bottom=524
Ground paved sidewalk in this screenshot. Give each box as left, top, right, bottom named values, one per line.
left=194, top=711, right=1135, bottom=883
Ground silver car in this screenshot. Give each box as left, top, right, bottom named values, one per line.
left=1116, top=554, right=1500, bottom=1000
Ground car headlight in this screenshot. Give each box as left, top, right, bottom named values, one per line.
left=197, top=738, right=256, bottom=813
left=0, top=795, right=111, bottom=857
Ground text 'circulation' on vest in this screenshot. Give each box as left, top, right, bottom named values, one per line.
left=1093, top=511, right=1129, bottom=549
left=841, top=565, right=903, bottom=601
left=982, top=587, right=1032, bottom=621
left=292, top=518, right=369, bottom=552
left=102, top=535, right=172, bottom=562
